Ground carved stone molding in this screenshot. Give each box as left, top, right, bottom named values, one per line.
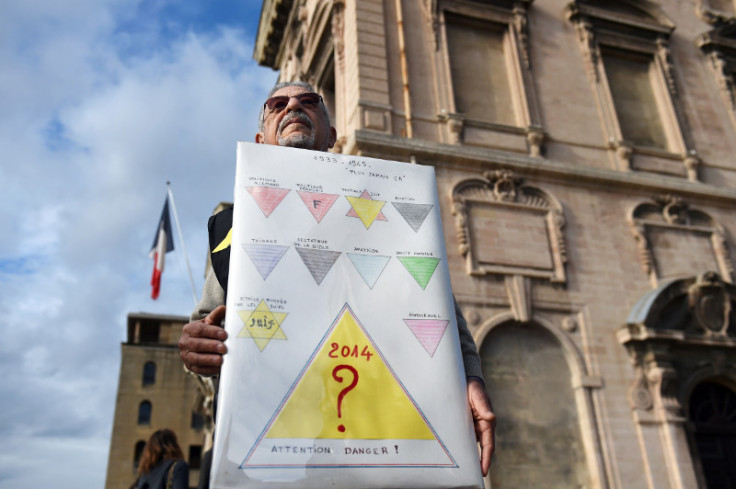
left=656, top=38, right=678, bottom=98
left=684, top=152, right=701, bottom=182
left=619, top=273, right=736, bottom=423
left=439, top=111, right=464, bottom=144
left=570, top=14, right=599, bottom=82
left=505, top=274, right=532, bottom=322
left=451, top=170, right=567, bottom=283
left=561, top=315, right=578, bottom=333
left=466, top=308, right=482, bottom=327
left=695, top=0, right=736, bottom=25
left=628, top=196, right=734, bottom=285
left=609, top=139, right=633, bottom=169
left=629, top=365, right=654, bottom=411
left=422, top=0, right=440, bottom=50
left=688, top=271, right=733, bottom=337
left=697, top=22, right=736, bottom=131
left=331, top=0, right=345, bottom=71
left=622, top=341, right=684, bottom=421
left=646, top=359, right=683, bottom=420
left=253, top=0, right=298, bottom=67
left=526, top=125, right=545, bottom=157
left=513, top=1, right=532, bottom=70
left=708, top=51, right=736, bottom=109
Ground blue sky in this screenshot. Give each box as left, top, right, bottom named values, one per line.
left=0, top=1, right=277, bottom=487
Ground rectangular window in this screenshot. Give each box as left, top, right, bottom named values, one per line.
left=137, top=320, right=160, bottom=343
left=191, top=411, right=205, bottom=430
left=446, top=14, right=515, bottom=126
left=189, top=445, right=203, bottom=470
left=601, top=47, right=668, bottom=150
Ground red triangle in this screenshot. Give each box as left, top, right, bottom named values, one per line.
left=246, top=187, right=290, bottom=217
left=297, top=191, right=339, bottom=223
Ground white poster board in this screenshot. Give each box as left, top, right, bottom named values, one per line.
left=212, top=142, right=483, bottom=489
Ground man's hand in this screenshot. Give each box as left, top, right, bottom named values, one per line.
left=179, top=306, right=228, bottom=376
left=467, top=378, right=496, bottom=477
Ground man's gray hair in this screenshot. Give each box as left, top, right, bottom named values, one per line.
left=258, top=80, right=331, bottom=131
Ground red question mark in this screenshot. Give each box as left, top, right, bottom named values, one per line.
left=332, top=365, right=359, bottom=433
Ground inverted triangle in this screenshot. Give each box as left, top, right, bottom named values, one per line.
left=397, top=256, right=440, bottom=290
left=246, top=186, right=290, bottom=217
left=404, top=319, right=449, bottom=357
left=392, top=202, right=433, bottom=232
left=295, top=247, right=341, bottom=285
left=242, top=244, right=289, bottom=280
left=297, top=191, right=339, bottom=223
left=347, top=254, right=391, bottom=289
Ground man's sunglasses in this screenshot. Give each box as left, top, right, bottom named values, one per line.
left=264, top=92, right=323, bottom=113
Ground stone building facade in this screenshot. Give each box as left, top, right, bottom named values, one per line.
left=254, top=0, right=736, bottom=488
left=104, top=313, right=210, bottom=489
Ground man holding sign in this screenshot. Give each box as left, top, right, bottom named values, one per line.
left=179, top=81, right=496, bottom=479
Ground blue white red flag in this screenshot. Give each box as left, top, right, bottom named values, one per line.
left=149, top=197, right=175, bottom=299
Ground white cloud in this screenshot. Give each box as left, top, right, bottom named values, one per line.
left=0, top=1, right=278, bottom=486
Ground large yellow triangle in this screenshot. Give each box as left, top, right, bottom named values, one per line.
left=346, top=196, right=386, bottom=229
left=237, top=300, right=288, bottom=351
left=265, top=305, right=435, bottom=440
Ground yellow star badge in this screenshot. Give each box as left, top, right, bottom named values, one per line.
left=237, top=300, right=288, bottom=351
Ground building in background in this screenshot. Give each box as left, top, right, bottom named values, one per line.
left=105, top=313, right=209, bottom=489
left=254, top=0, right=736, bottom=488
left=106, top=1, right=736, bottom=488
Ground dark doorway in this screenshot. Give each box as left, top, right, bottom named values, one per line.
left=689, top=381, right=736, bottom=489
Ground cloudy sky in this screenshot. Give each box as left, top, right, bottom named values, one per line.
left=0, top=0, right=277, bottom=486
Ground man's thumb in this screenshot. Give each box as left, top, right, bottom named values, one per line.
left=204, top=305, right=227, bottom=325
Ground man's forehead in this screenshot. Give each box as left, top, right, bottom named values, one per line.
left=271, top=86, right=311, bottom=98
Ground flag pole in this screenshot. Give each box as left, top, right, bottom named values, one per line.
left=166, top=182, right=199, bottom=307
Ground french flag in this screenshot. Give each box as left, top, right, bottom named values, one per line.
left=149, top=197, right=174, bottom=299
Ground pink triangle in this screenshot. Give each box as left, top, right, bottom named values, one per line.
left=346, top=190, right=387, bottom=221
left=403, top=319, right=449, bottom=357
left=297, top=191, right=339, bottom=223
left=246, top=187, right=290, bottom=217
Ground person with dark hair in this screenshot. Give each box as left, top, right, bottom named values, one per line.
left=134, top=429, right=189, bottom=489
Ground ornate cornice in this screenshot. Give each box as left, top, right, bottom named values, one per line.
left=254, top=0, right=297, bottom=68
left=352, top=130, right=736, bottom=205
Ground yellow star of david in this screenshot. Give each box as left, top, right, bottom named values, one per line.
left=237, top=300, right=288, bottom=351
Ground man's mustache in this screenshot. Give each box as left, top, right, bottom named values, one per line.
left=278, top=111, right=314, bottom=134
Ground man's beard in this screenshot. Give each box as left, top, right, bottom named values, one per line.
left=277, top=111, right=316, bottom=149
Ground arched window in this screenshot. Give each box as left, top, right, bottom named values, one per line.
left=133, top=440, right=146, bottom=470
left=688, top=381, right=736, bottom=488
left=480, top=322, right=589, bottom=488
left=142, top=362, right=156, bottom=386
left=137, top=401, right=152, bottom=425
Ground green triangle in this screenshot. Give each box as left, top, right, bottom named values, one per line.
left=397, top=257, right=440, bottom=290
